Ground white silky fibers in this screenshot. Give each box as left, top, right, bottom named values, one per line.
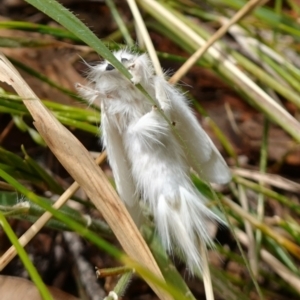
left=77, top=49, right=231, bottom=273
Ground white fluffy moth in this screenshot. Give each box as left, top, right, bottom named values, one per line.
left=76, top=49, right=231, bottom=273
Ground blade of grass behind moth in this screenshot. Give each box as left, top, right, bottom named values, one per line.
left=53, top=115, right=99, bottom=134
left=0, top=52, right=170, bottom=300
left=1, top=87, right=99, bottom=134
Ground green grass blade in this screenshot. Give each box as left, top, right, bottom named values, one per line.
left=0, top=212, right=53, bottom=300
left=105, top=0, right=134, bottom=46
left=21, top=146, right=63, bottom=194
left=24, top=0, right=131, bottom=80
left=0, top=20, right=80, bottom=41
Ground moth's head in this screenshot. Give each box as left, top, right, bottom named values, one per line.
left=87, top=49, right=137, bottom=83
left=103, top=50, right=136, bottom=71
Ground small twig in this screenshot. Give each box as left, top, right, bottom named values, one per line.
left=0, top=119, right=14, bottom=144
left=224, top=102, right=241, bottom=135
left=96, top=266, right=133, bottom=278
left=0, top=181, right=16, bottom=191
left=104, top=270, right=134, bottom=300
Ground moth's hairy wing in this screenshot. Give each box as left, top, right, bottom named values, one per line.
left=168, top=91, right=212, bottom=163
left=153, top=78, right=212, bottom=164
left=102, top=114, right=139, bottom=207
left=169, top=89, right=231, bottom=184
left=198, top=133, right=231, bottom=184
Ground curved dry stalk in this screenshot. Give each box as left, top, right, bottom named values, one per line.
left=169, top=0, right=268, bottom=84
left=232, top=168, right=300, bottom=193
left=0, top=52, right=170, bottom=300
left=199, top=242, right=215, bottom=300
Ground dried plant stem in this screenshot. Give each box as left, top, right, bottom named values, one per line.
left=237, top=185, right=256, bottom=275
left=169, top=0, right=268, bottom=84
left=255, top=117, right=269, bottom=277
left=127, top=0, right=162, bottom=75
left=232, top=168, right=300, bottom=192
left=0, top=152, right=107, bottom=271
left=200, top=241, right=214, bottom=300
left=0, top=119, right=14, bottom=143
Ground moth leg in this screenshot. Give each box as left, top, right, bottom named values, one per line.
left=75, top=83, right=104, bottom=106
left=153, top=76, right=172, bottom=114
left=127, top=54, right=151, bottom=85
